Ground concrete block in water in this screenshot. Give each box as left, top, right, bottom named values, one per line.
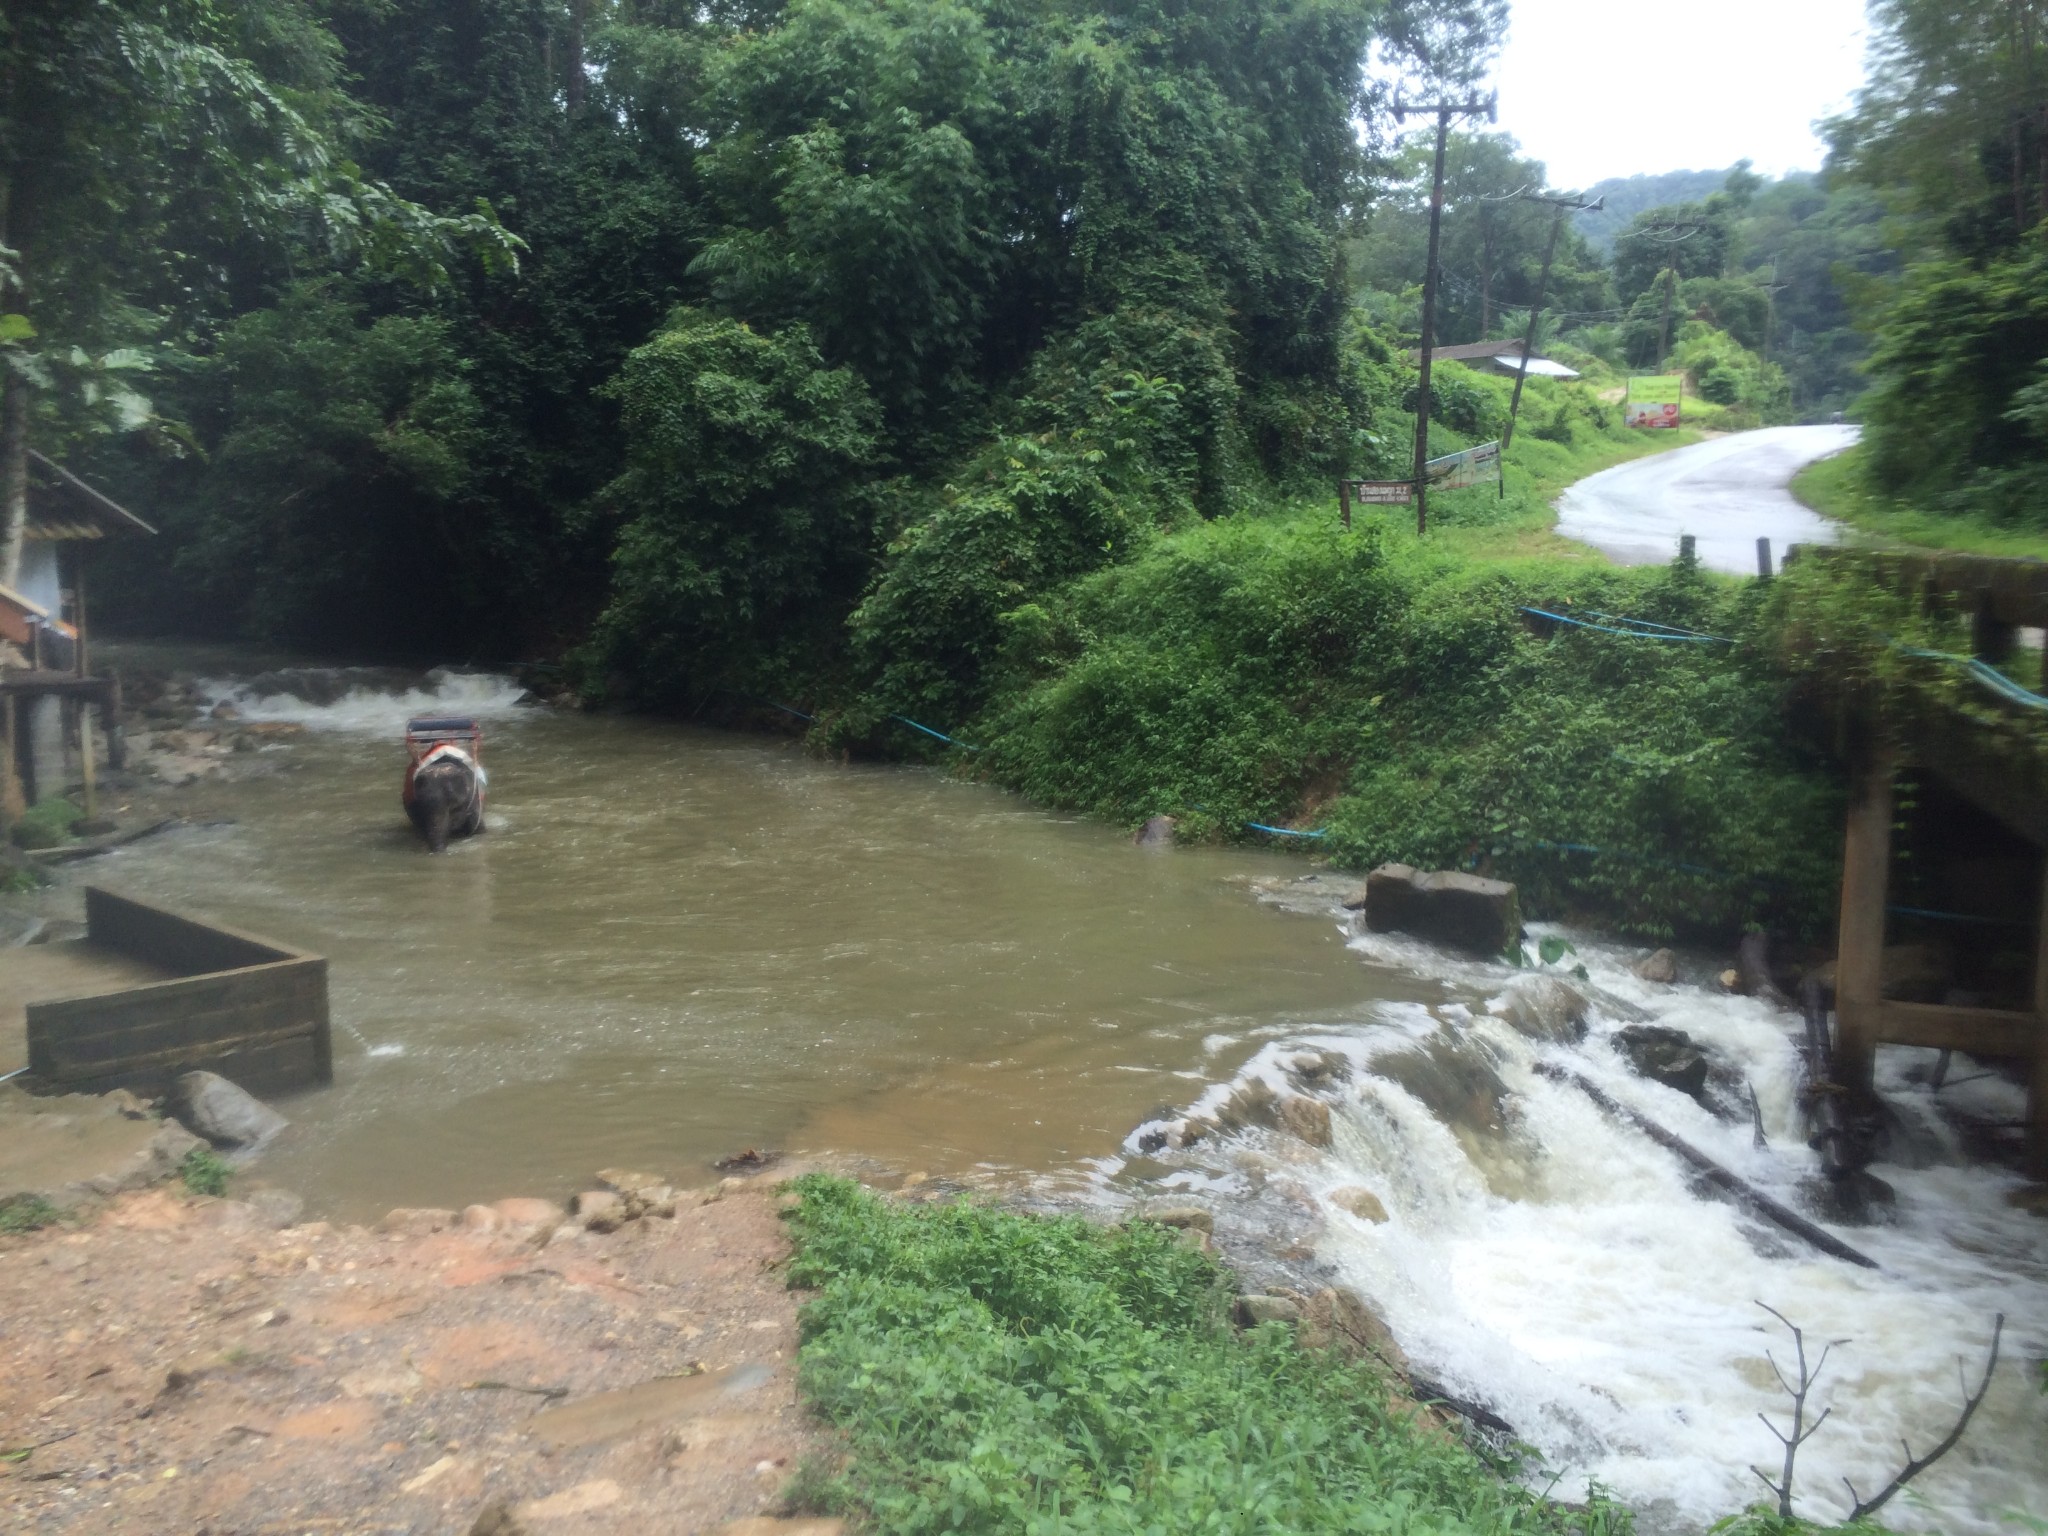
left=1362, top=864, right=1520, bottom=957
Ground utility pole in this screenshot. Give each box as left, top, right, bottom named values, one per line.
left=1502, top=190, right=1603, bottom=451
left=1758, top=256, right=1789, bottom=364
left=1656, top=266, right=1678, bottom=372
left=1398, top=90, right=1495, bottom=537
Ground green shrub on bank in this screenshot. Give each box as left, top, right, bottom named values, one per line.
left=973, top=506, right=1842, bottom=939
left=180, top=1146, right=231, bottom=1197
left=783, top=1175, right=1628, bottom=1535
left=9, top=798, right=82, bottom=851
left=0, top=1194, right=63, bottom=1234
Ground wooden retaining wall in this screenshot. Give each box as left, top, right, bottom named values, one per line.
left=26, top=888, right=332, bottom=1098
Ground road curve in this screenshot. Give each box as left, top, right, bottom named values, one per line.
left=1554, top=425, right=1860, bottom=575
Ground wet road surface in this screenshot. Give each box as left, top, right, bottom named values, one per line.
left=1556, top=424, right=1860, bottom=573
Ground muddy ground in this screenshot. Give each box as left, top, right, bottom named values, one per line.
left=1, top=1177, right=843, bottom=1535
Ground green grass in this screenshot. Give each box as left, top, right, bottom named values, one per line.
left=0, top=1193, right=62, bottom=1234
left=1791, top=444, right=2048, bottom=559
left=782, top=1175, right=1631, bottom=1535
left=180, top=1145, right=231, bottom=1197
left=9, top=798, right=82, bottom=851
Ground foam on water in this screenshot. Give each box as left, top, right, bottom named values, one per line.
left=1123, top=917, right=2048, bottom=1534
left=199, top=667, right=530, bottom=733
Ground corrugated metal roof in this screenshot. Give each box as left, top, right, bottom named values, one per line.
left=26, top=450, right=158, bottom=538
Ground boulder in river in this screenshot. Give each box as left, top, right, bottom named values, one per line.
left=1494, top=976, right=1590, bottom=1044
left=1133, top=815, right=1177, bottom=847
left=1612, top=1024, right=1710, bottom=1103
left=1277, top=1095, right=1333, bottom=1148
left=1298, top=1286, right=1409, bottom=1377
left=1328, top=1186, right=1389, bottom=1223
left=169, top=1071, right=287, bottom=1155
left=1633, top=948, right=1678, bottom=984
left=1362, top=864, right=1520, bottom=957
left=1234, top=1294, right=1303, bottom=1328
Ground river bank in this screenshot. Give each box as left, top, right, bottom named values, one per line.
left=1, top=1160, right=838, bottom=1535
left=4, top=657, right=2047, bottom=1534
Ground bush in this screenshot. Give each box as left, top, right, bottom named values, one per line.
left=10, top=799, right=82, bottom=850
left=583, top=308, right=885, bottom=706
left=975, top=511, right=1842, bottom=939
left=0, top=1194, right=62, bottom=1234
left=784, top=1175, right=1627, bottom=1535
left=181, top=1146, right=231, bottom=1197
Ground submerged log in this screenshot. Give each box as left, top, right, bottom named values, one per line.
left=1534, top=1062, right=1879, bottom=1270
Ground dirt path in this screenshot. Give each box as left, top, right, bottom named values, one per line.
left=1, top=1179, right=839, bottom=1535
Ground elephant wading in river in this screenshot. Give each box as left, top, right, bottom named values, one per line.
left=405, top=744, right=486, bottom=853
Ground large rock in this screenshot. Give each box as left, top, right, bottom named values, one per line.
left=1298, top=1286, right=1409, bottom=1377
left=1276, top=1095, right=1333, bottom=1148
left=168, top=1072, right=287, bottom=1154
left=1133, top=815, right=1177, bottom=847
left=1612, top=1024, right=1710, bottom=1103
left=1633, top=948, right=1678, bottom=984
left=1362, top=864, right=1520, bottom=957
left=1494, top=976, right=1590, bottom=1043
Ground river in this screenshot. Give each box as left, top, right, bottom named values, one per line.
left=30, top=659, right=2048, bottom=1534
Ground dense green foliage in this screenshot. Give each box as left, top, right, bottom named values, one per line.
left=967, top=401, right=1843, bottom=938
left=784, top=1174, right=1629, bottom=1535
left=1824, top=0, right=2048, bottom=529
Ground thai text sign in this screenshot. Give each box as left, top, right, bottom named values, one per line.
left=1625, top=376, right=1683, bottom=429
left=1424, top=440, right=1501, bottom=489
left=1346, top=480, right=1416, bottom=505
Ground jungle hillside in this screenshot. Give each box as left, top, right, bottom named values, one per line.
left=4, top=0, right=2045, bottom=938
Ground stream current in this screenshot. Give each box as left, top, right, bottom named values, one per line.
left=43, top=661, right=2048, bottom=1532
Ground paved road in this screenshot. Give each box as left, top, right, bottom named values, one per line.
left=1554, top=424, right=1860, bottom=575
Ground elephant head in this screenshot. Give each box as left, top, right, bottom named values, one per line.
left=407, top=751, right=483, bottom=853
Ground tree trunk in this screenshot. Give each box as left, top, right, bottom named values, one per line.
left=564, top=0, right=587, bottom=111
left=0, top=368, right=24, bottom=591
left=0, top=171, right=25, bottom=592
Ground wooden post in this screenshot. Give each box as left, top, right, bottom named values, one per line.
left=1834, top=750, right=1896, bottom=1098
left=78, top=703, right=96, bottom=821
left=1339, top=477, right=1352, bottom=531
left=104, top=675, right=124, bottom=771
left=73, top=549, right=88, bottom=678
left=0, top=694, right=23, bottom=828
left=2032, top=853, right=2048, bottom=1173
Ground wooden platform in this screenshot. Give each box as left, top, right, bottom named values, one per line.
left=0, top=941, right=175, bottom=1077
left=8, top=888, right=331, bottom=1099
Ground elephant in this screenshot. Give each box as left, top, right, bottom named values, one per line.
left=405, top=746, right=486, bottom=853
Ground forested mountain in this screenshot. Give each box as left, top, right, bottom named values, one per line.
left=1575, top=168, right=1739, bottom=252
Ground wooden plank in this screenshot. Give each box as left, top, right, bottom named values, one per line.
left=1873, top=1002, right=2037, bottom=1058
left=33, top=999, right=321, bottom=1072
left=26, top=958, right=320, bottom=1038
left=37, top=1021, right=319, bottom=1081
left=86, top=887, right=298, bottom=976
left=1834, top=751, right=1895, bottom=1094
left=49, top=1034, right=323, bottom=1099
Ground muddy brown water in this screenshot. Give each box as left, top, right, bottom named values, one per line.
left=50, top=670, right=1428, bottom=1218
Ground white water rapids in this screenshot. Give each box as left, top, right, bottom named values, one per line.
left=1119, top=916, right=2048, bottom=1534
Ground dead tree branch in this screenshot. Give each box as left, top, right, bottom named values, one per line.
left=1751, top=1302, right=1844, bottom=1518
left=1843, top=1314, right=2005, bottom=1523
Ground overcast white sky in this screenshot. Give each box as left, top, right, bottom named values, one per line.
left=1484, top=0, right=1872, bottom=189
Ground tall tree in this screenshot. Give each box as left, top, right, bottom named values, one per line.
left=0, top=0, right=512, bottom=586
